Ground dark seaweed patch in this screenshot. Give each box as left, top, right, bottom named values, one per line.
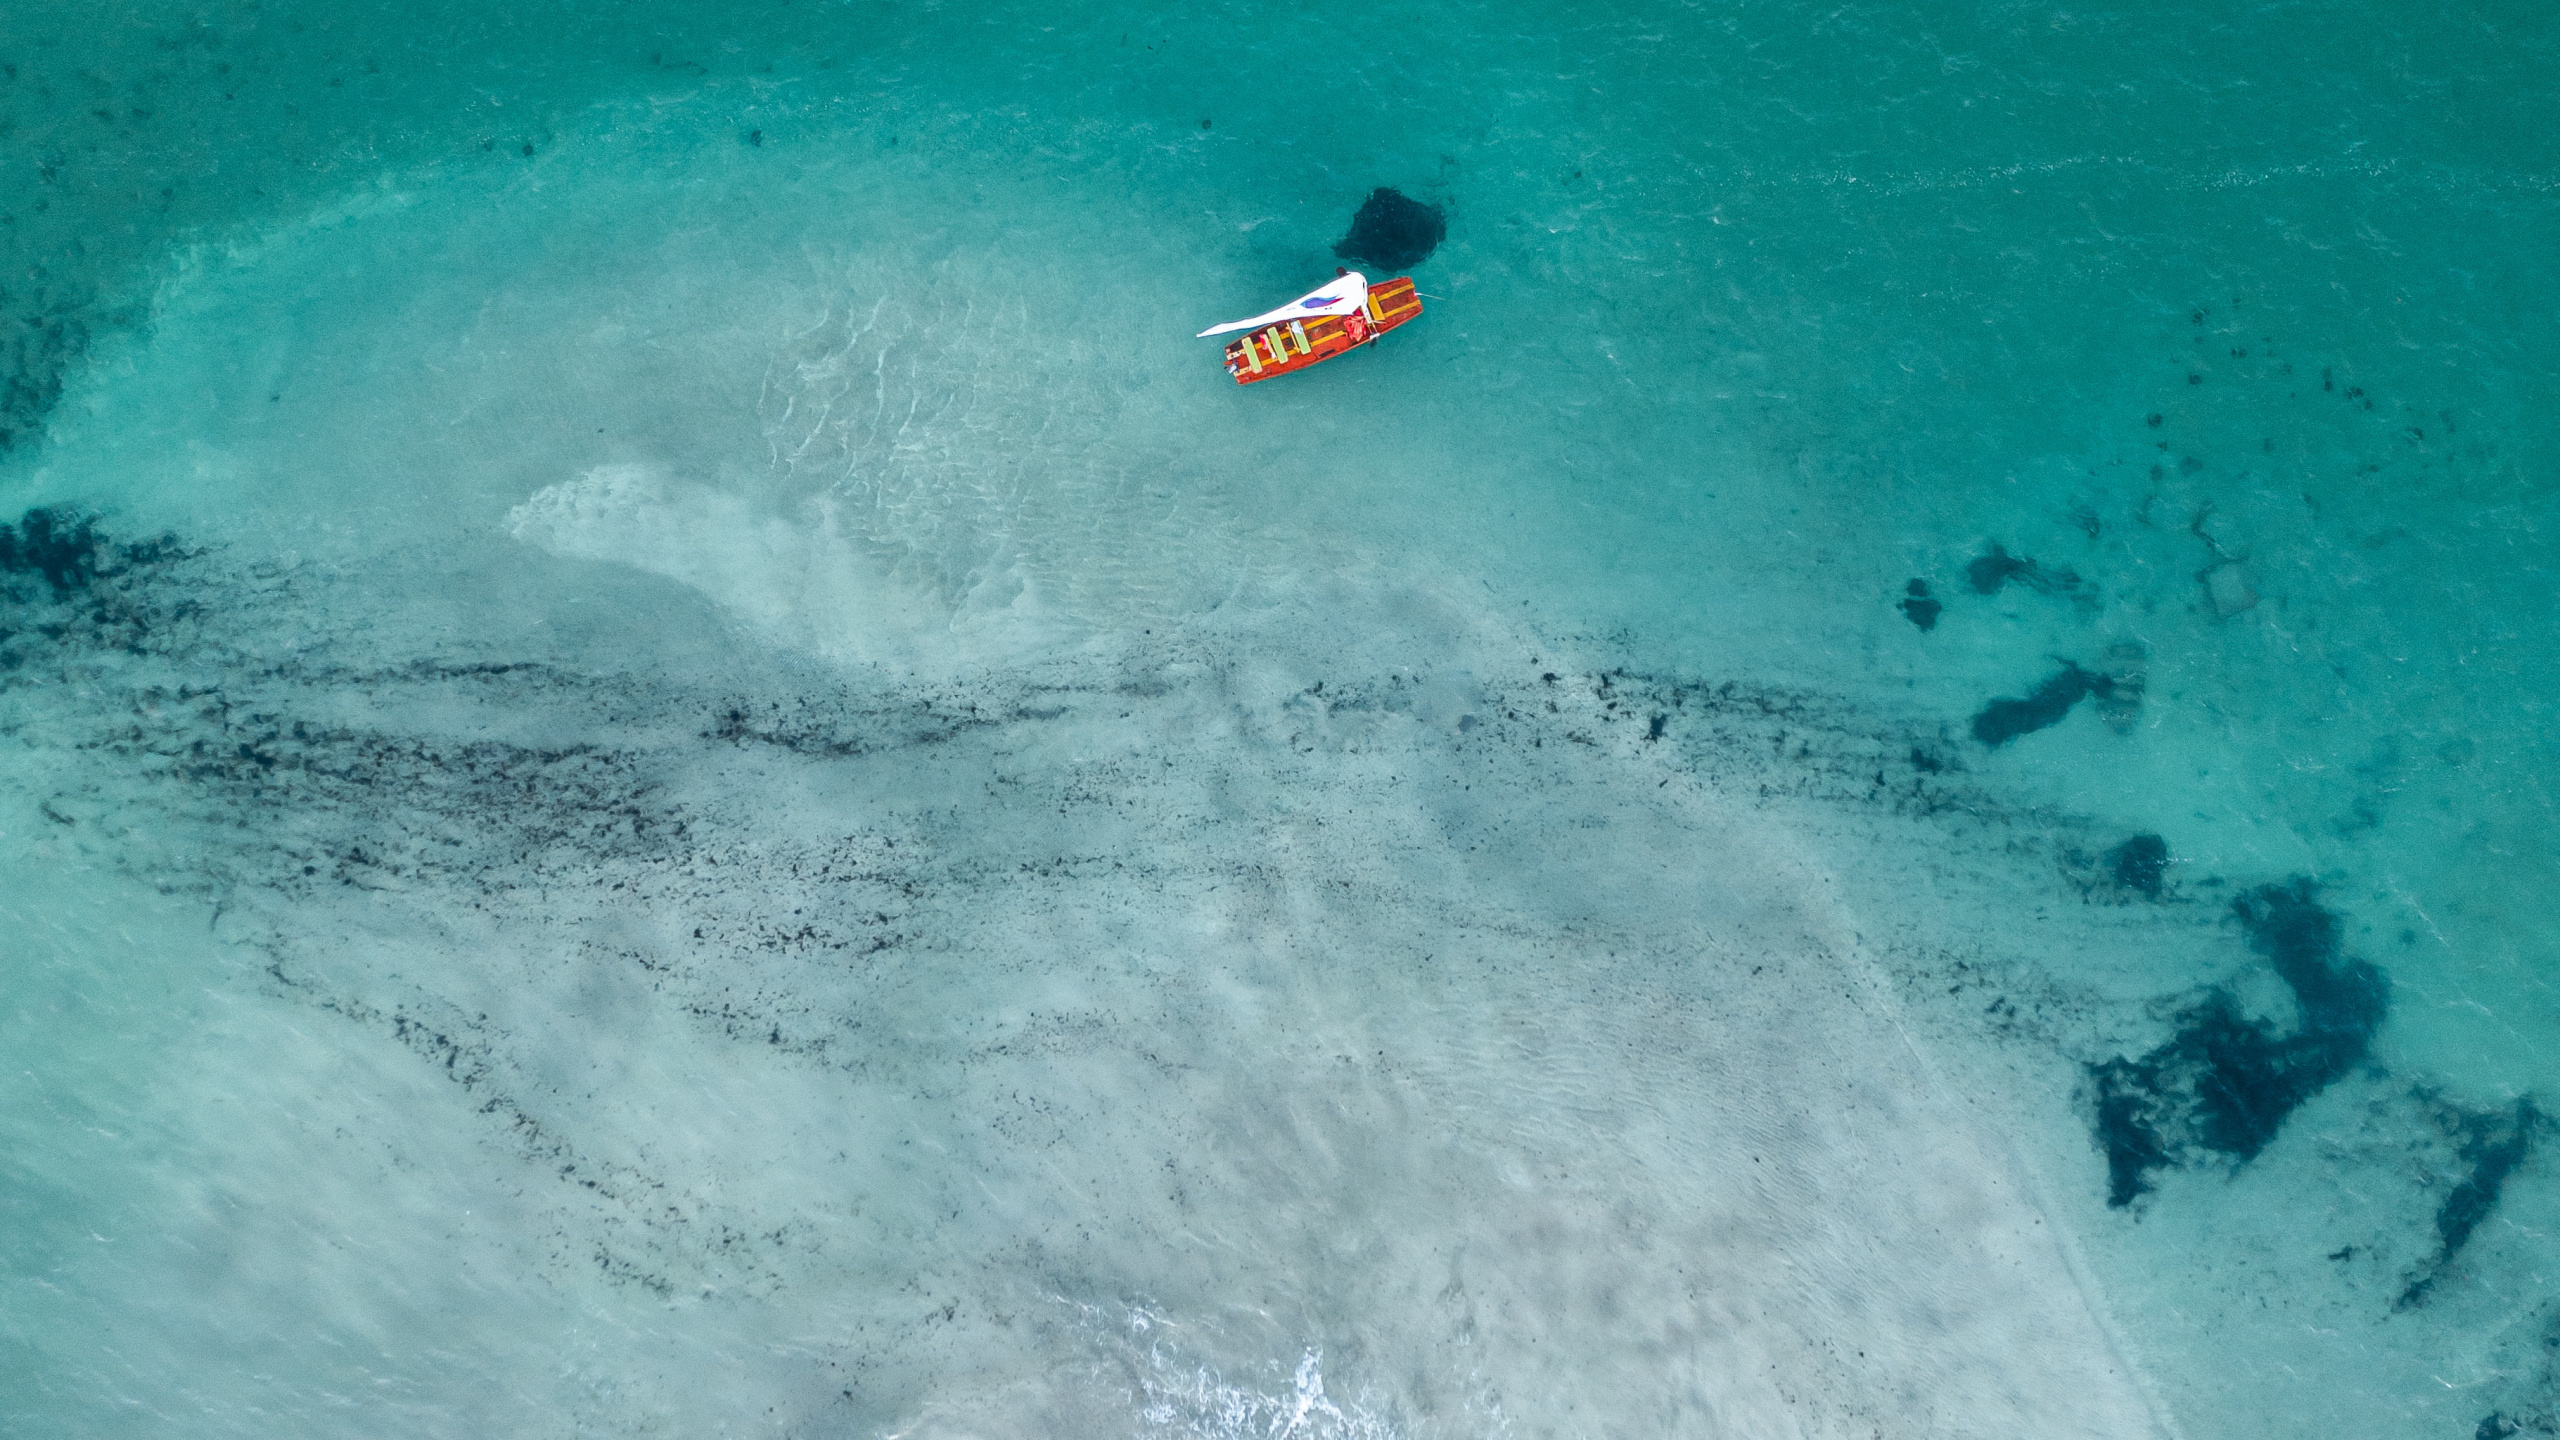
left=2436, top=1107, right=2534, bottom=1262
left=0, top=507, right=104, bottom=594
left=2186, top=990, right=2321, bottom=1157
left=2400, top=1098, right=2539, bottom=1310
left=1897, top=578, right=1941, bottom=631
left=1964, top=544, right=2078, bottom=597
left=2467, top=1310, right=2560, bottom=1438
left=2090, top=1064, right=2175, bottom=1206
left=2238, top=879, right=2388, bottom=1046
left=1972, top=663, right=2104, bottom=746
left=1334, top=187, right=1446, bottom=271
left=1, top=284, right=91, bottom=452
left=2087, top=880, right=2387, bottom=1205
left=20, top=509, right=2391, bottom=1331
left=1966, top=545, right=2032, bottom=594
left=1975, top=646, right=2144, bottom=747
left=2107, top=833, right=2169, bottom=897
left=0, top=507, right=179, bottom=605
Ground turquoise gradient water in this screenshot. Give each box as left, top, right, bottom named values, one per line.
left=3, top=1, right=2555, bottom=1436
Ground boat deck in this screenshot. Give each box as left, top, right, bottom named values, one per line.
left=1222, top=277, right=1423, bottom=385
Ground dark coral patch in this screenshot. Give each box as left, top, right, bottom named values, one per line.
left=1334, top=187, right=1447, bottom=271
left=1898, top=578, right=1941, bottom=631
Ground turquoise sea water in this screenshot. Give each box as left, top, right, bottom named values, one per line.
left=3, top=1, right=2555, bottom=1435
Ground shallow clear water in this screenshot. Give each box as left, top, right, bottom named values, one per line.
left=3, top=1, right=2555, bottom=1436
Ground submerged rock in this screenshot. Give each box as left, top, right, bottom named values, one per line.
left=1334, top=187, right=1447, bottom=271
left=2090, top=642, right=2147, bottom=734
left=2203, top=559, right=2259, bottom=618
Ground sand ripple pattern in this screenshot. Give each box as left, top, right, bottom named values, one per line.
left=758, top=255, right=1267, bottom=636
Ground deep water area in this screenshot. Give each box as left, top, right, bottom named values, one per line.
left=3, top=2, right=2556, bottom=1438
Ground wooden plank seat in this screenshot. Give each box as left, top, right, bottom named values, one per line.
left=1221, top=276, right=1424, bottom=385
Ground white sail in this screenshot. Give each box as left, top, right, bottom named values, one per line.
left=1196, top=272, right=1369, bottom=338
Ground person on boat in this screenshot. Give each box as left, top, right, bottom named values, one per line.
left=1331, top=270, right=1372, bottom=343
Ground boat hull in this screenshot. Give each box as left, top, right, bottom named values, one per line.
left=1221, top=276, right=1424, bottom=384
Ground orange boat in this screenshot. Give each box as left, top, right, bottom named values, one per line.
left=1197, top=272, right=1424, bottom=385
